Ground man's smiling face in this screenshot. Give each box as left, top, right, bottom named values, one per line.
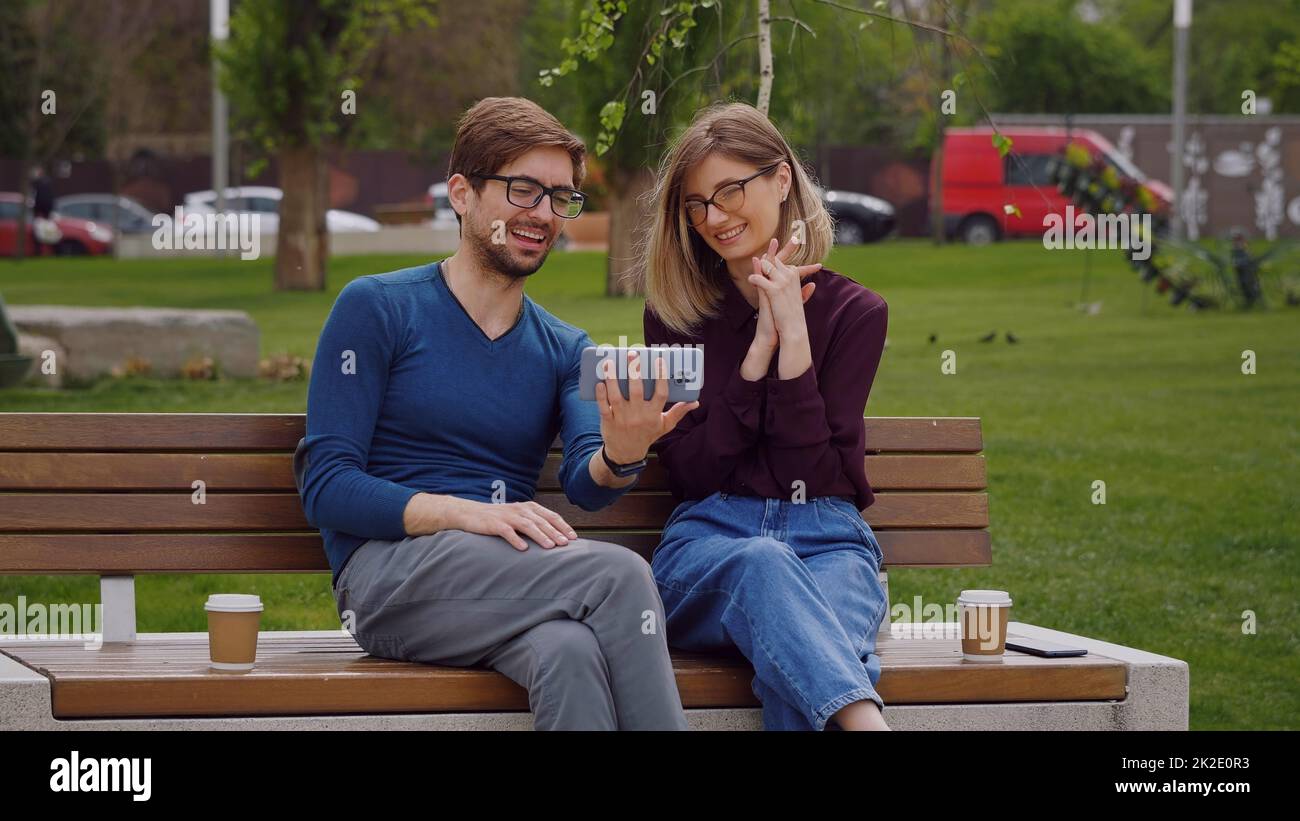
left=456, top=145, right=575, bottom=280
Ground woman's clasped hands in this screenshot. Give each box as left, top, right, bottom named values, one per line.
left=742, top=236, right=821, bottom=380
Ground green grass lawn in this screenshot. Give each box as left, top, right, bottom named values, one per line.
left=2, top=240, right=1297, bottom=729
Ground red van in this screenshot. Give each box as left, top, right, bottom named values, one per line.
left=934, top=127, right=1173, bottom=244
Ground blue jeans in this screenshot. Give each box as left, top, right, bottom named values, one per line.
left=651, top=491, right=889, bottom=730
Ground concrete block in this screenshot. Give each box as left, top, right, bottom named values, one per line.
left=16, top=333, right=65, bottom=387
left=10, top=305, right=260, bottom=381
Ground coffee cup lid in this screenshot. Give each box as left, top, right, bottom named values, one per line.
left=957, top=589, right=1012, bottom=606
left=205, top=593, right=263, bottom=612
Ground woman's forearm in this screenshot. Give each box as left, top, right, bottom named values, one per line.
left=740, top=341, right=776, bottom=381
left=776, top=329, right=811, bottom=380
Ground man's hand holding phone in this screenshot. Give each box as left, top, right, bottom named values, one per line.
left=596, top=349, right=698, bottom=465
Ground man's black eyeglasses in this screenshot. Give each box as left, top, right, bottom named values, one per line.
left=470, top=173, right=586, bottom=219
left=684, top=162, right=781, bottom=227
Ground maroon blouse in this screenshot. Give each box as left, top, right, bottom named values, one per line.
left=642, top=265, right=888, bottom=511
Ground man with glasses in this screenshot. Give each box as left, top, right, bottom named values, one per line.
left=294, top=97, right=697, bottom=730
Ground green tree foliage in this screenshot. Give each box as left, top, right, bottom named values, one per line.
left=526, top=0, right=741, bottom=174
left=1274, top=39, right=1300, bottom=112
left=316, top=0, right=532, bottom=160
left=0, top=0, right=109, bottom=161
left=729, top=1, right=908, bottom=152
left=973, top=0, right=1167, bottom=114
left=523, top=0, right=929, bottom=166
left=521, top=0, right=746, bottom=294
left=1094, top=0, right=1300, bottom=114
left=216, top=0, right=437, bottom=172
left=215, top=0, right=436, bottom=289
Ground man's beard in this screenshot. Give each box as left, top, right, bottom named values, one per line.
left=467, top=215, right=552, bottom=281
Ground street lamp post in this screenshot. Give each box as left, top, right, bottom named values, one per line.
left=211, top=0, right=229, bottom=240
left=1170, top=0, right=1192, bottom=240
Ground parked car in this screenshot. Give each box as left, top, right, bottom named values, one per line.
left=818, top=186, right=896, bottom=244
left=54, top=194, right=159, bottom=234
left=182, top=186, right=381, bottom=233
left=934, top=127, right=1173, bottom=245
left=425, top=182, right=457, bottom=227
left=0, top=192, right=115, bottom=256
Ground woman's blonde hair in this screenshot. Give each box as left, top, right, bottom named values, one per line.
left=636, top=101, right=833, bottom=335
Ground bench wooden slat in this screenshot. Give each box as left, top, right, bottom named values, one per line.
left=0, top=529, right=991, bottom=573
left=0, top=453, right=297, bottom=491
left=0, top=534, right=330, bottom=574
left=0, top=413, right=307, bottom=451
left=0, top=414, right=982, bottom=453
left=533, top=492, right=987, bottom=530
left=542, top=453, right=986, bottom=491
left=0, top=632, right=1126, bottom=718
left=0, top=491, right=989, bottom=532
left=0, top=452, right=988, bottom=492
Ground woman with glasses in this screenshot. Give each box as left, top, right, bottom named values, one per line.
left=637, top=101, right=892, bottom=731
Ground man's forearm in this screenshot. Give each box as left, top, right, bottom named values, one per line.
left=588, top=447, right=639, bottom=489
left=401, top=492, right=467, bottom=536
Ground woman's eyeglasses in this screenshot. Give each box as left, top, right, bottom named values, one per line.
left=470, top=173, right=586, bottom=219
left=683, top=162, right=781, bottom=227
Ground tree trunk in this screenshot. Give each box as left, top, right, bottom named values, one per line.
left=14, top=156, right=31, bottom=262
left=756, top=0, right=773, bottom=116
left=275, top=143, right=329, bottom=290
left=930, top=141, right=945, bottom=245
left=605, top=167, right=656, bottom=297
left=932, top=21, right=951, bottom=246
left=110, top=156, right=123, bottom=257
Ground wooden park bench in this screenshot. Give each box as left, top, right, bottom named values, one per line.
left=0, top=412, right=1188, bottom=730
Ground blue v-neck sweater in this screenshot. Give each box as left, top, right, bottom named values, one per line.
left=295, top=260, right=635, bottom=587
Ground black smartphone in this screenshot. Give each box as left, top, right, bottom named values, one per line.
left=579, top=345, right=703, bottom=403
left=1005, top=637, right=1088, bottom=658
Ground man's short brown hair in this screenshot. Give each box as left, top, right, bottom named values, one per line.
left=447, top=97, right=587, bottom=209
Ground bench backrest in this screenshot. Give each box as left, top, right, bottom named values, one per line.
left=0, top=413, right=989, bottom=575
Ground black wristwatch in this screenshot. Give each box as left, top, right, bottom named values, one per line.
left=601, top=445, right=648, bottom=477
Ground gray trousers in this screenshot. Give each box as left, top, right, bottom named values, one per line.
left=334, top=529, right=689, bottom=731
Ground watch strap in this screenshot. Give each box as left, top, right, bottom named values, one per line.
left=601, top=446, right=647, bottom=477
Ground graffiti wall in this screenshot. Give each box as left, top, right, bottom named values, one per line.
left=996, top=114, right=1300, bottom=241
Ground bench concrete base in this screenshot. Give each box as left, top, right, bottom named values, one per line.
left=0, top=621, right=1188, bottom=731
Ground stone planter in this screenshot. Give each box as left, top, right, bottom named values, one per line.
left=9, top=305, right=260, bottom=384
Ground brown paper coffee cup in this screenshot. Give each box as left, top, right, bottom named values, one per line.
left=958, top=590, right=1012, bottom=662
left=205, top=594, right=263, bottom=671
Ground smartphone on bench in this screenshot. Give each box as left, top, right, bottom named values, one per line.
left=579, top=345, right=703, bottom=404
left=1005, top=637, right=1088, bottom=658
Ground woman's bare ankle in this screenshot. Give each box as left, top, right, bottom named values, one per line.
left=830, top=699, right=891, bottom=730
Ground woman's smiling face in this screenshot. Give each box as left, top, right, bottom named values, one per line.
left=682, top=153, right=791, bottom=268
